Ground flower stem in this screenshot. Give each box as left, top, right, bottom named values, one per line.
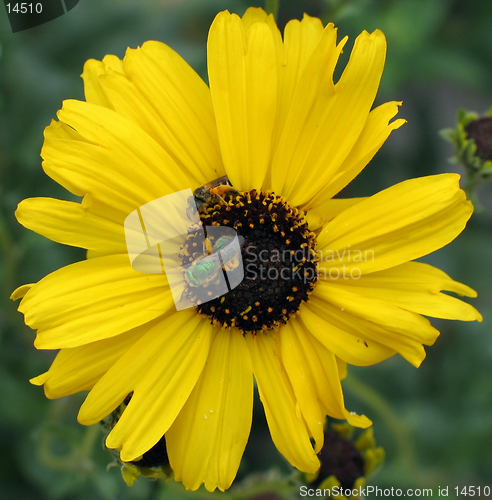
left=38, top=420, right=100, bottom=473
left=265, top=0, right=279, bottom=19
left=343, top=373, right=418, bottom=472
left=321, top=0, right=351, bottom=23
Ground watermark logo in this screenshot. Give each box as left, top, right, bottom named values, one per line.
left=125, top=190, right=376, bottom=311
left=124, top=189, right=244, bottom=311
left=3, top=0, right=79, bottom=33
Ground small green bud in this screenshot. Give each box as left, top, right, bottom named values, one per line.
left=465, top=118, right=492, bottom=161
left=101, top=396, right=172, bottom=486
left=441, top=106, right=492, bottom=210
left=304, top=423, right=384, bottom=497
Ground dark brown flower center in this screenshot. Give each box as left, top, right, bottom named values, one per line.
left=465, top=117, right=492, bottom=161
left=180, top=190, right=318, bottom=333
left=311, top=428, right=365, bottom=490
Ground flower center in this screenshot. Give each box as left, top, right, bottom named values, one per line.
left=465, top=117, right=492, bottom=161
left=180, top=189, right=318, bottom=333
left=312, top=428, right=365, bottom=490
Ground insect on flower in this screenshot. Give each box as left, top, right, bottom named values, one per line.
left=184, top=235, right=243, bottom=287
left=186, top=175, right=239, bottom=220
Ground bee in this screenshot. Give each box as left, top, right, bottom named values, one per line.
left=184, top=235, right=243, bottom=287
left=186, top=175, right=239, bottom=220
left=184, top=254, right=221, bottom=287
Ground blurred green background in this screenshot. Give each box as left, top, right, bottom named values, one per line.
left=0, top=0, right=491, bottom=499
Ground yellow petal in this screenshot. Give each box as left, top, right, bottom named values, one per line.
left=42, top=100, right=194, bottom=219
left=306, top=197, right=366, bottom=231
left=10, top=284, right=33, bottom=301
left=307, top=101, right=406, bottom=208
left=15, top=197, right=126, bottom=253
left=239, top=10, right=326, bottom=164
left=272, top=14, right=325, bottom=152
left=336, top=357, right=348, bottom=380
left=78, top=313, right=214, bottom=461
left=246, top=332, right=320, bottom=473
left=86, top=249, right=113, bottom=259
left=280, top=321, right=371, bottom=453
left=81, top=55, right=125, bottom=108
left=289, top=321, right=370, bottom=429
left=313, top=281, right=440, bottom=367
left=167, top=330, right=253, bottom=492
left=328, top=261, right=482, bottom=322
left=273, top=29, right=387, bottom=205
left=241, top=6, right=270, bottom=28
left=208, top=11, right=277, bottom=191
left=300, top=300, right=396, bottom=367
left=30, top=320, right=158, bottom=399
left=271, top=22, right=343, bottom=198
left=121, top=41, right=223, bottom=184
left=19, top=255, right=172, bottom=349
left=317, top=174, right=474, bottom=274
left=279, top=322, right=325, bottom=452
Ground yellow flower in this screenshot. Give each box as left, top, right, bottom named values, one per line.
left=12, top=8, right=481, bottom=492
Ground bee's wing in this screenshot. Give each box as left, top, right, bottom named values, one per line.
left=198, top=253, right=222, bottom=275
left=216, top=235, right=243, bottom=264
